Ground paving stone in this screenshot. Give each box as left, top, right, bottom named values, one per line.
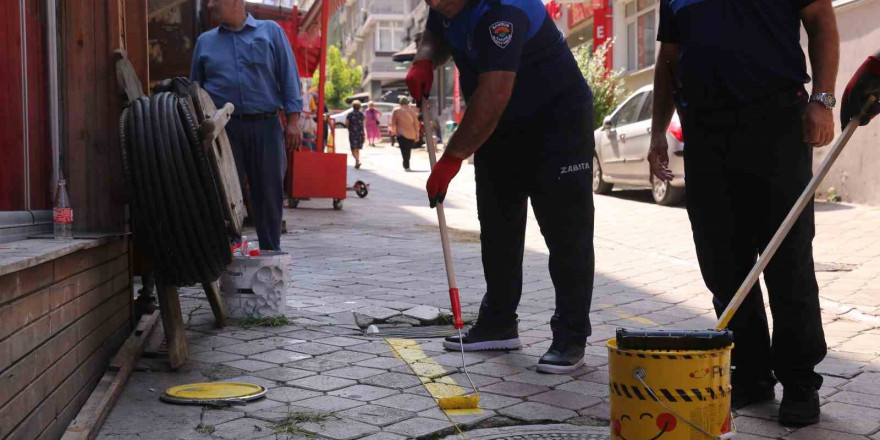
left=287, top=375, right=357, bottom=391
left=475, top=393, right=524, bottom=410
left=222, top=359, right=277, bottom=372
left=286, top=357, right=349, bottom=372
left=427, top=352, right=486, bottom=368
left=556, top=380, right=610, bottom=398
left=842, top=372, right=880, bottom=396
left=281, top=329, right=330, bottom=341
left=348, top=341, right=394, bottom=354
left=498, top=402, right=577, bottom=422
left=338, top=404, right=416, bottom=427
left=383, top=417, right=454, bottom=438
left=358, top=433, right=407, bottom=440
left=402, top=305, right=444, bottom=322
left=354, top=305, right=400, bottom=321
left=190, top=335, right=241, bottom=349
left=318, top=350, right=376, bottom=364
left=785, top=426, right=873, bottom=440
left=434, top=372, right=501, bottom=388
left=374, top=393, right=438, bottom=412
left=212, top=417, right=274, bottom=440
left=217, top=342, right=278, bottom=356
left=329, top=385, right=399, bottom=402
left=295, top=396, right=364, bottom=413
left=316, top=336, right=368, bottom=347
left=816, top=357, right=865, bottom=379
left=220, top=330, right=272, bottom=341
left=528, top=389, right=603, bottom=411
left=218, top=375, right=281, bottom=390
left=286, top=342, right=342, bottom=356
left=579, top=401, right=611, bottom=420
left=417, top=407, right=496, bottom=427
left=252, top=367, right=316, bottom=383
left=814, top=402, right=880, bottom=434
left=466, top=362, right=527, bottom=378
left=506, top=370, right=575, bottom=387
left=325, top=366, right=386, bottom=380
left=298, top=418, right=380, bottom=440
left=189, top=350, right=245, bottom=364
left=485, top=353, right=539, bottom=368
left=240, top=398, right=287, bottom=414
left=481, top=381, right=550, bottom=397
left=264, top=387, right=322, bottom=403
left=249, top=349, right=311, bottom=364
left=828, top=390, right=880, bottom=409
left=360, top=372, right=424, bottom=390
left=734, top=416, right=792, bottom=438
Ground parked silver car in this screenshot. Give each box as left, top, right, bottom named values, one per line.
left=592, top=85, right=685, bottom=206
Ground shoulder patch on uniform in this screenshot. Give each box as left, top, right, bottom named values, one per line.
left=489, top=21, right=513, bottom=49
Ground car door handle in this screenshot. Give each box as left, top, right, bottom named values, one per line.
left=619, top=133, right=626, bottom=141
left=646, top=127, right=652, bottom=134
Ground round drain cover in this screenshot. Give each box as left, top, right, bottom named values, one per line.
left=160, top=382, right=266, bottom=404
left=441, top=424, right=609, bottom=440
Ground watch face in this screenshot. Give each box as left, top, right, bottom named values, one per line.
left=824, top=94, right=837, bottom=108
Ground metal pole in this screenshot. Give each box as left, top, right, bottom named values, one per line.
left=47, top=0, right=61, bottom=195
left=315, top=0, right=330, bottom=150
left=20, top=0, right=31, bottom=210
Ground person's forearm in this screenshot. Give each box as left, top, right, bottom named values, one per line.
left=804, top=3, right=840, bottom=94
left=444, top=84, right=510, bottom=159
left=414, top=30, right=451, bottom=66
left=652, top=43, right=678, bottom=136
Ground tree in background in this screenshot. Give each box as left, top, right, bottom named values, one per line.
left=574, top=40, right=626, bottom=129
left=314, top=46, right=363, bottom=110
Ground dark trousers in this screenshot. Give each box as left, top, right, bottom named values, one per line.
left=683, top=97, right=826, bottom=389
left=226, top=118, right=286, bottom=251
left=398, top=136, right=414, bottom=169
left=475, top=106, right=595, bottom=346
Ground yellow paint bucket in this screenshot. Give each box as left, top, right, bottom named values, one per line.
left=606, top=339, right=734, bottom=440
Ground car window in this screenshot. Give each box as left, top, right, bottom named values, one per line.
left=613, top=93, right=643, bottom=127
left=638, top=92, right=653, bottom=122
left=376, top=104, right=395, bottom=112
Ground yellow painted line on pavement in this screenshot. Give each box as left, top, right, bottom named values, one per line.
left=385, top=338, right=483, bottom=415
left=613, top=312, right=657, bottom=326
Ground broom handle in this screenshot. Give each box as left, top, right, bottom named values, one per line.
left=716, top=97, right=875, bottom=330
left=423, top=100, right=457, bottom=290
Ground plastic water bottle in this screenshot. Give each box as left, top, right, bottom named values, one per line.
left=53, top=179, right=73, bottom=240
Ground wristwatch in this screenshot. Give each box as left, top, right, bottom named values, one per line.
left=809, top=92, right=837, bottom=110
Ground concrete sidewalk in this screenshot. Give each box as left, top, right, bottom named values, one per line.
left=98, top=132, right=880, bottom=440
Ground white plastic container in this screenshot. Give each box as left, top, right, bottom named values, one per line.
left=220, top=251, right=291, bottom=319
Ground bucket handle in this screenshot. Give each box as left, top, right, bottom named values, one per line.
left=633, top=368, right=736, bottom=440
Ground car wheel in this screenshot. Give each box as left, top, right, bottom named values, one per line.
left=592, top=155, right=614, bottom=194
left=651, top=175, right=684, bottom=206
left=335, top=122, right=345, bottom=129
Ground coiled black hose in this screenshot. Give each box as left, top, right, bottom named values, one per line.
left=121, top=91, right=232, bottom=286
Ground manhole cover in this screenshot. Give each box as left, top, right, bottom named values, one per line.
left=442, top=424, right=609, bottom=440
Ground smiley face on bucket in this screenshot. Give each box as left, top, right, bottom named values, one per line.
left=612, top=412, right=677, bottom=440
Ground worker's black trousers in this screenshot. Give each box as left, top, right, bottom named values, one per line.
left=474, top=106, right=595, bottom=346
left=683, top=97, right=826, bottom=390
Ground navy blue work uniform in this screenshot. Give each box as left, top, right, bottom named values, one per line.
left=659, top=0, right=826, bottom=390
left=427, top=0, right=596, bottom=346
left=191, top=14, right=302, bottom=251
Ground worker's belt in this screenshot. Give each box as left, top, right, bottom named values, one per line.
left=687, top=87, right=808, bottom=127
left=232, top=110, right=280, bottom=121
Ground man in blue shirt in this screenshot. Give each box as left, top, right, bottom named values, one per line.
left=408, top=0, right=595, bottom=374
left=649, top=0, right=839, bottom=426
left=191, top=0, right=302, bottom=251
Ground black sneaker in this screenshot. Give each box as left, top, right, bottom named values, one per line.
left=537, top=341, right=585, bottom=374
left=779, top=385, right=820, bottom=426
left=443, top=323, right=521, bottom=351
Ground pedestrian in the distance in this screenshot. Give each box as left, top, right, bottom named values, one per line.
left=346, top=100, right=365, bottom=169
left=649, top=0, right=839, bottom=426
left=364, top=102, right=382, bottom=147
left=391, top=97, right=420, bottom=171
left=190, top=0, right=301, bottom=251
left=408, top=0, right=596, bottom=374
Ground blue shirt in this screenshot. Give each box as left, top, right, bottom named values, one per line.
left=658, top=0, right=816, bottom=109
left=191, top=14, right=302, bottom=115
left=427, top=0, right=590, bottom=123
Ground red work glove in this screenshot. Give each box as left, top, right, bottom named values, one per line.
left=841, top=54, right=880, bottom=127
left=406, top=59, right=434, bottom=105
left=426, top=154, right=462, bottom=208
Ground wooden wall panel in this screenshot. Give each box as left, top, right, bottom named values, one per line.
left=26, top=0, right=53, bottom=211
left=0, top=0, right=26, bottom=211
left=125, top=0, right=150, bottom=93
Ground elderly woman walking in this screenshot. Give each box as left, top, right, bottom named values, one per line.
left=364, top=102, right=382, bottom=147
left=346, top=100, right=365, bottom=169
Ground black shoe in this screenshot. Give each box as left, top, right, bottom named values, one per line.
left=537, top=341, right=585, bottom=374
left=443, top=322, right=521, bottom=351
left=731, top=382, right=776, bottom=410
left=779, top=385, right=820, bottom=426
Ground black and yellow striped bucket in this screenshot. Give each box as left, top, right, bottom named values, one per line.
left=606, top=339, right=734, bottom=439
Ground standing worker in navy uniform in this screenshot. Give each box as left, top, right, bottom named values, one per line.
left=191, top=0, right=302, bottom=251
left=649, top=0, right=839, bottom=425
left=408, top=0, right=596, bottom=374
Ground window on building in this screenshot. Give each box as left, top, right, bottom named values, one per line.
left=375, top=21, right=405, bottom=52
left=625, top=0, right=657, bottom=72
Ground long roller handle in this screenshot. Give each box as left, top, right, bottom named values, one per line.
left=423, top=100, right=464, bottom=329
left=716, top=96, right=877, bottom=330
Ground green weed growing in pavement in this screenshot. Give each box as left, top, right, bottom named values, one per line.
left=435, top=312, right=454, bottom=326
left=194, top=424, right=214, bottom=435
left=272, top=412, right=336, bottom=438
left=236, top=315, right=292, bottom=328
left=827, top=187, right=843, bottom=203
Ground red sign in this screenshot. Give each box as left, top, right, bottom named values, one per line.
left=567, top=3, right=594, bottom=28
left=593, top=0, right=613, bottom=70
left=453, top=67, right=462, bottom=123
